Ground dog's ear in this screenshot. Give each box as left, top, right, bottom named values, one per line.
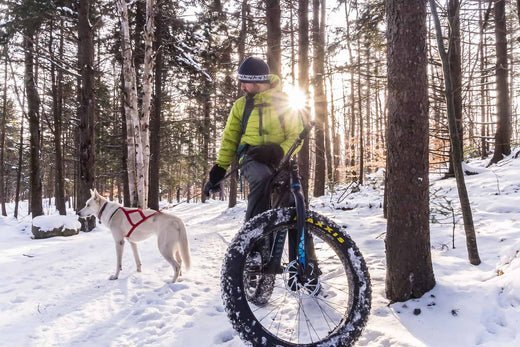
left=93, top=189, right=101, bottom=200
left=90, top=189, right=95, bottom=197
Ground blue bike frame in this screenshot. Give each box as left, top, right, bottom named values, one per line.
left=265, top=124, right=313, bottom=274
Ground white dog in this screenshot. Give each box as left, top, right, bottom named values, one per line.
left=78, top=189, right=190, bottom=283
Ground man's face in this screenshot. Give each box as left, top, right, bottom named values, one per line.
left=241, top=82, right=269, bottom=95
left=241, top=82, right=258, bottom=94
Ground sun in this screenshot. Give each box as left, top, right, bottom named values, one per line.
left=285, top=85, right=307, bottom=111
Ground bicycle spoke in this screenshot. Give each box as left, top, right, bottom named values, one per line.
left=299, top=296, right=320, bottom=343
left=321, top=280, right=353, bottom=296
left=308, top=295, right=347, bottom=317
left=270, top=291, right=290, bottom=332
left=250, top=291, right=286, bottom=312
left=314, top=297, right=338, bottom=331
left=294, top=294, right=302, bottom=343
left=255, top=297, right=287, bottom=323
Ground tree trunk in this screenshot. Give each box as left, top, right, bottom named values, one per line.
left=327, top=58, right=340, bottom=183
left=446, top=0, right=463, bottom=177
left=14, top=115, right=24, bottom=219
left=357, top=35, right=364, bottom=185
left=117, top=0, right=143, bottom=207
left=229, top=0, right=249, bottom=208
left=364, top=42, right=371, bottom=173
left=148, top=8, right=163, bottom=211
left=77, top=0, right=96, bottom=231
left=266, top=0, right=281, bottom=76
left=385, top=0, right=435, bottom=302
left=289, top=3, right=296, bottom=84
left=24, top=29, right=43, bottom=218
left=322, top=4, right=333, bottom=186
left=201, top=85, right=211, bottom=204
left=429, top=0, right=481, bottom=266
left=0, top=51, right=7, bottom=216
left=297, top=0, right=310, bottom=201
left=489, top=0, right=512, bottom=164
left=120, top=80, right=131, bottom=207
left=117, top=0, right=156, bottom=208
left=312, top=0, right=326, bottom=197
left=479, top=0, right=488, bottom=159
left=50, top=20, right=66, bottom=215
left=140, top=0, right=156, bottom=208
left=78, top=0, right=96, bottom=214
left=344, top=2, right=356, bottom=173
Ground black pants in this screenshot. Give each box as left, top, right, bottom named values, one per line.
left=241, top=157, right=317, bottom=262
left=241, top=158, right=281, bottom=221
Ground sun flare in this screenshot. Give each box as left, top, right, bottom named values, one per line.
left=285, top=85, right=307, bottom=111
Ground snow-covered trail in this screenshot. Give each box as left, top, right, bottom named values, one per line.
left=2, top=153, right=520, bottom=347
left=0, top=201, right=247, bottom=347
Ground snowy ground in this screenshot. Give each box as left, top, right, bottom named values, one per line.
left=1, top=151, right=520, bottom=347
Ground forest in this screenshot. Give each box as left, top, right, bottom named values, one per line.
left=0, top=0, right=518, bottom=217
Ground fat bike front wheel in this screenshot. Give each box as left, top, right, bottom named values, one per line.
left=221, top=208, right=371, bottom=346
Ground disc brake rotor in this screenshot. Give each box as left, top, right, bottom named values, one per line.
left=282, top=260, right=321, bottom=296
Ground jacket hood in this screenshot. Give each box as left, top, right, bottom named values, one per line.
left=268, top=74, right=281, bottom=90
left=252, top=74, right=281, bottom=99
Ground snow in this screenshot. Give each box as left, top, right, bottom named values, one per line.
left=1, top=152, right=520, bottom=346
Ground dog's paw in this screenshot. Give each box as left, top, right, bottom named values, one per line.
left=109, top=275, right=118, bottom=280
left=136, top=267, right=142, bottom=273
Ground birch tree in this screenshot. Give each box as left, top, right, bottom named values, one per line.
left=116, top=0, right=156, bottom=208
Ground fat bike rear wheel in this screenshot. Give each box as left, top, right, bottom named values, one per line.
left=221, top=208, right=371, bottom=346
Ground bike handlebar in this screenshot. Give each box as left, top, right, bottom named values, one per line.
left=277, top=121, right=315, bottom=170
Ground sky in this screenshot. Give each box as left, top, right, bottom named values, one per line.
left=1, top=148, right=520, bottom=346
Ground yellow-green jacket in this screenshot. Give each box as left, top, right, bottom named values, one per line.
left=216, top=75, right=304, bottom=169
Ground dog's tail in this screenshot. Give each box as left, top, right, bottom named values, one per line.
left=178, top=220, right=191, bottom=270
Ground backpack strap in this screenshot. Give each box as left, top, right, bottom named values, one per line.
left=241, top=94, right=255, bottom=135
left=272, top=92, right=287, bottom=136
left=237, top=94, right=255, bottom=158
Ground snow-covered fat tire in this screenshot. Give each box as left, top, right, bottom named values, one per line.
left=221, top=208, right=371, bottom=346
left=243, top=247, right=276, bottom=306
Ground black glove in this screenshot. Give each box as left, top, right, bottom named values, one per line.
left=247, top=143, right=284, bottom=168
left=204, top=164, right=226, bottom=197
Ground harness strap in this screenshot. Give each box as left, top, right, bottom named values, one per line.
left=120, top=208, right=160, bottom=237
left=98, top=202, right=108, bottom=220
left=108, top=207, right=120, bottom=223
left=98, top=202, right=120, bottom=225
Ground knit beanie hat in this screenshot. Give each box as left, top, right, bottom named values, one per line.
left=237, top=57, right=270, bottom=83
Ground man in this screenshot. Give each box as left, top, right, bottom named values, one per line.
left=205, top=57, right=321, bottom=291
left=204, top=57, right=303, bottom=221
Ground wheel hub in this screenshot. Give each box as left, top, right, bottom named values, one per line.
left=282, top=260, right=321, bottom=296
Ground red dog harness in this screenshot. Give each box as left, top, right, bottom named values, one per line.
left=119, top=207, right=160, bottom=237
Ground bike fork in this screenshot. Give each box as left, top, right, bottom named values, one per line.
left=290, top=161, right=308, bottom=270
left=265, top=160, right=308, bottom=274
